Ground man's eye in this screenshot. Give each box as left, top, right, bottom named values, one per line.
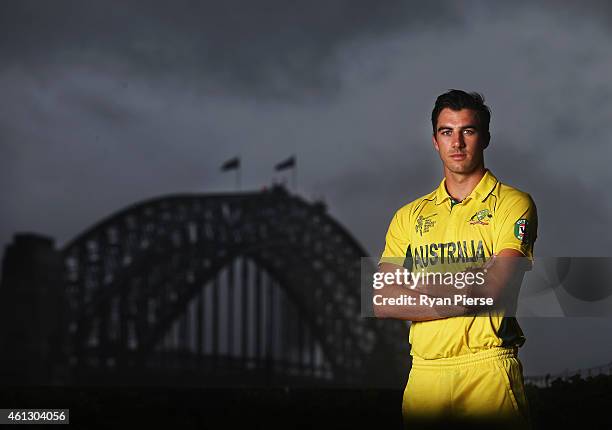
left=442, top=130, right=452, bottom=136
left=463, top=129, right=475, bottom=135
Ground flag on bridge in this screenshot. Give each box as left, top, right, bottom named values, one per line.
left=220, top=156, right=241, bottom=190
left=275, top=155, right=295, bottom=171
left=221, top=156, right=240, bottom=171
left=274, top=155, right=297, bottom=191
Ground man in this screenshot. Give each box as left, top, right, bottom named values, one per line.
left=374, top=90, right=537, bottom=429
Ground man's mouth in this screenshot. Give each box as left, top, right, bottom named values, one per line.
left=450, top=153, right=466, bottom=160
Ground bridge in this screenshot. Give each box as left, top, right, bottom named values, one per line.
left=0, top=185, right=409, bottom=387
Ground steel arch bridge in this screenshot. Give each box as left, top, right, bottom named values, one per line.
left=50, top=186, right=408, bottom=386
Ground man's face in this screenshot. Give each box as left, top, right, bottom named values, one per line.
left=432, top=108, right=489, bottom=174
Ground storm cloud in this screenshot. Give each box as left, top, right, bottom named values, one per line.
left=2, top=1, right=612, bottom=376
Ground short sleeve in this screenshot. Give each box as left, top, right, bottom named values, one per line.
left=493, top=193, right=538, bottom=263
left=378, top=210, right=411, bottom=267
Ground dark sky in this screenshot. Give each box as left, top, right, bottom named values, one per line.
left=2, top=1, right=612, bottom=375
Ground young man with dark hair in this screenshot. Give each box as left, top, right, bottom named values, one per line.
left=375, top=89, right=537, bottom=429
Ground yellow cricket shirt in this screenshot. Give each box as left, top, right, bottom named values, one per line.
left=379, top=169, right=538, bottom=359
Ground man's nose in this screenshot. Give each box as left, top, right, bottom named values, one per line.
left=452, top=132, right=465, bottom=149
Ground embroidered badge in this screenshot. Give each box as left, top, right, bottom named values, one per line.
left=469, top=209, right=493, bottom=225
left=514, top=219, right=528, bottom=241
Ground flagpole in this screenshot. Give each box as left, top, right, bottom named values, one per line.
left=273, top=155, right=296, bottom=191
left=220, top=156, right=241, bottom=191
left=292, top=156, right=297, bottom=191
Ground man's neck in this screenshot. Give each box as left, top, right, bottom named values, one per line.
left=443, top=166, right=487, bottom=202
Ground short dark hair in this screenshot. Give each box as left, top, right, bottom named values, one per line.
left=431, top=89, right=491, bottom=135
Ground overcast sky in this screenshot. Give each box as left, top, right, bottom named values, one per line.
left=2, top=1, right=612, bottom=376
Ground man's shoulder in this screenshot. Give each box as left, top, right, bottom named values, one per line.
left=493, top=179, right=536, bottom=208
left=394, top=189, right=438, bottom=218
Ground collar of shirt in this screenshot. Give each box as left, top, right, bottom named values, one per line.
left=434, top=168, right=498, bottom=206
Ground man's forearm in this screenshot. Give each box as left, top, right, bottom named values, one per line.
left=409, top=270, right=489, bottom=299
left=377, top=254, right=525, bottom=318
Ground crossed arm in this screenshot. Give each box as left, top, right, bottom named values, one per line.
left=372, top=249, right=528, bottom=321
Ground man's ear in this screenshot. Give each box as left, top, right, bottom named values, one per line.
left=482, top=132, right=490, bottom=149
left=432, top=135, right=440, bottom=152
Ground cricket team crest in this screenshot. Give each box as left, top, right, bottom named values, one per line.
left=415, top=214, right=437, bottom=236
left=469, top=209, right=493, bottom=225
left=514, top=219, right=528, bottom=241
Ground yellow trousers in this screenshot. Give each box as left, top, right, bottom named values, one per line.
left=403, top=347, right=531, bottom=429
